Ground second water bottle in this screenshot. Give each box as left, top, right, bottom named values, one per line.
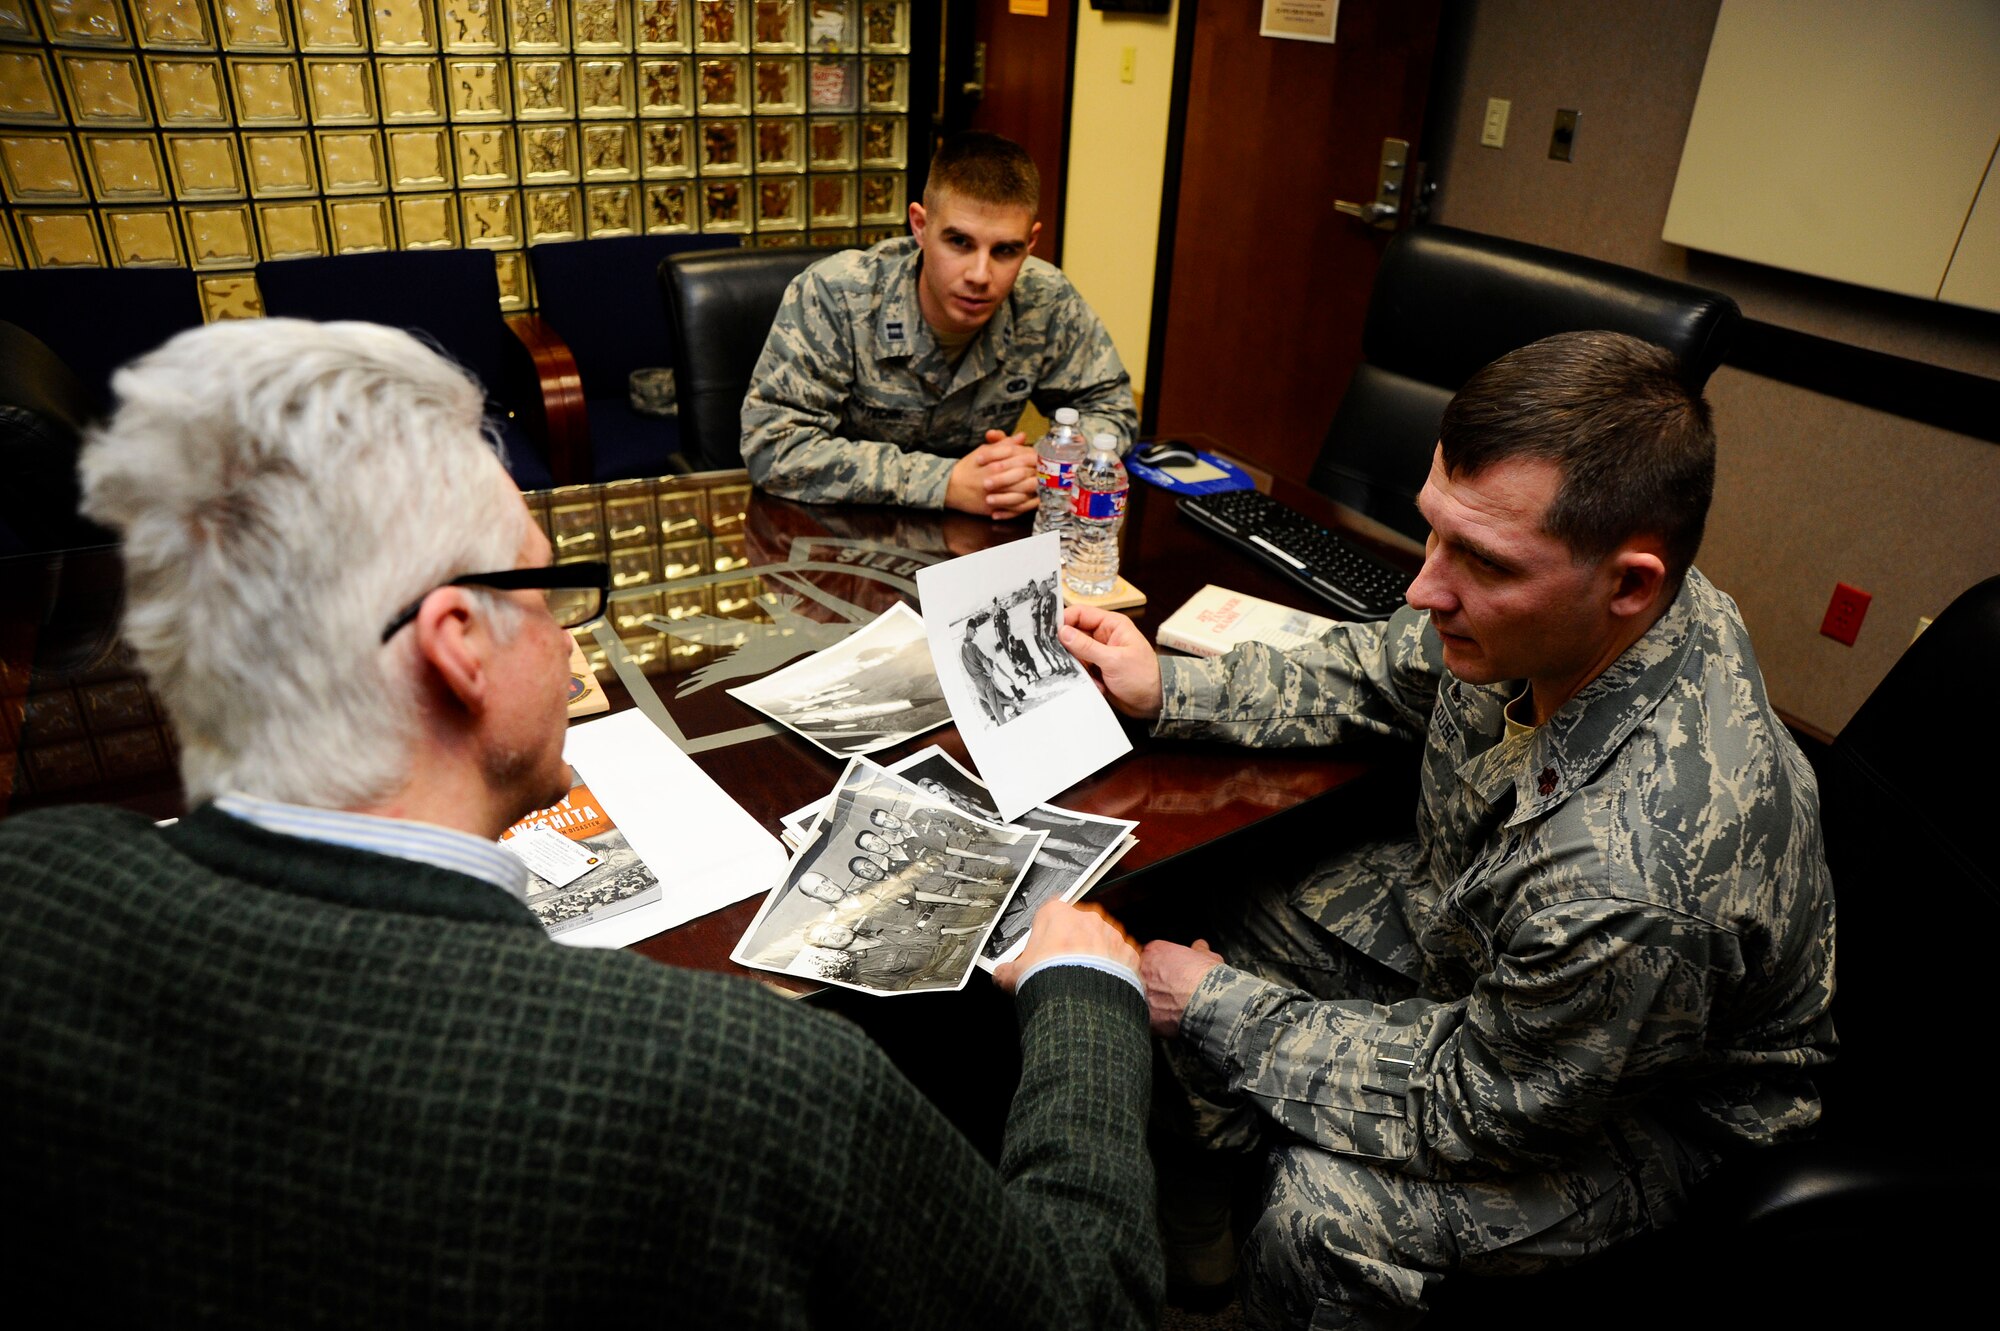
left=1064, top=434, right=1128, bottom=598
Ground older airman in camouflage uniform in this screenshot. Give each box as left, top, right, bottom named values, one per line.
left=1061, top=331, right=1835, bottom=1328
left=1154, top=571, right=1834, bottom=1327
left=740, top=235, right=1135, bottom=508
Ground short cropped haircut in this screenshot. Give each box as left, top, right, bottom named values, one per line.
left=78, top=319, right=524, bottom=809
left=923, top=131, right=1039, bottom=214
left=1439, top=330, right=1716, bottom=590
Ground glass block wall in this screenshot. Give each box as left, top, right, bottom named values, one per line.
left=0, top=0, right=919, bottom=320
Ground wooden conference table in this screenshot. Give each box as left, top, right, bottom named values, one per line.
left=529, top=451, right=1421, bottom=984
left=0, top=451, right=1423, bottom=988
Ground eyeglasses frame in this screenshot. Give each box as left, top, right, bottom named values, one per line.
left=379, top=561, right=611, bottom=644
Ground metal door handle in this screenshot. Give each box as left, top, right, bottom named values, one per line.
left=1335, top=200, right=1400, bottom=225
left=963, top=40, right=986, bottom=98
left=1336, top=138, right=1410, bottom=230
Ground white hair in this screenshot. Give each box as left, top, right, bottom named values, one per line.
left=78, top=318, right=525, bottom=808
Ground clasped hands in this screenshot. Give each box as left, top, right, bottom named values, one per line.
left=945, top=429, right=1040, bottom=520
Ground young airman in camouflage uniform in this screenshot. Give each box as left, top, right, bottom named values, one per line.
left=1060, top=332, right=1836, bottom=1328
left=741, top=131, right=1135, bottom=517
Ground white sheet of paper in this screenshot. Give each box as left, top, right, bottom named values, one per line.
left=541, top=708, right=789, bottom=950
left=917, top=533, right=1131, bottom=821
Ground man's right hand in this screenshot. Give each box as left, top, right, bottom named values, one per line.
left=992, top=900, right=1141, bottom=994
left=1140, top=938, right=1223, bottom=1037
left=1059, top=605, right=1164, bottom=719
left=944, top=437, right=1039, bottom=520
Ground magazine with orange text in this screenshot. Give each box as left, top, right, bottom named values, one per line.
left=500, top=772, right=661, bottom=937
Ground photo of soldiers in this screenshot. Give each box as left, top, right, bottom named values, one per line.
left=731, top=757, right=1044, bottom=995
left=887, top=747, right=1135, bottom=965
left=775, top=743, right=1140, bottom=970
left=946, top=574, right=1079, bottom=732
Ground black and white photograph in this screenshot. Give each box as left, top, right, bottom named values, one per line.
left=730, top=757, right=1046, bottom=996
left=890, top=747, right=1138, bottom=968
left=776, top=744, right=1139, bottom=967
left=725, top=601, right=951, bottom=758
left=917, top=533, right=1131, bottom=820
left=950, top=572, right=1080, bottom=729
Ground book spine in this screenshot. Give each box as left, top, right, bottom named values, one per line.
left=1155, top=623, right=1225, bottom=657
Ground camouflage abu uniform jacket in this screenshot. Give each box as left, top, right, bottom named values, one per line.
left=740, top=236, right=1137, bottom=507
left=1154, top=569, right=1835, bottom=1177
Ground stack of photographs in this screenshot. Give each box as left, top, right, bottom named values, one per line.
left=777, top=745, right=1138, bottom=972
left=733, top=756, right=1048, bottom=996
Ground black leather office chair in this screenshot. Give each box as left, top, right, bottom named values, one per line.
left=1425, top=574, right=2000, bottom=1328
left=1311, top=225, right=1741, bottom=543
left=254, top=249, right=560, bottom=488
left=527, top=234, right=740, bottom=482
left=0, top=268, right=204, bottom=418
left=657, top=244, right=846, bottom=471
left=0, top=321, right=114, bottom=556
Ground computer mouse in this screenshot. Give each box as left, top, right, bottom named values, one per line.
left=1136, top=439, right=1200, bottom=468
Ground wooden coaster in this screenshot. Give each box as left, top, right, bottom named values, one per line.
left=564, top=636, right=610, bottom=717
left=1064, top=575, right=1146, bottom=612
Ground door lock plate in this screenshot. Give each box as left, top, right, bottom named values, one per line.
left=1335, top=137, right=1409, bottom=229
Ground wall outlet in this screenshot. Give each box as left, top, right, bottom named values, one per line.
left=1549, top=108, right=1580, bottom=161
left=1819, top=582, right=1871, bottom=646
left=1481, top=98, right=1510, bottom=148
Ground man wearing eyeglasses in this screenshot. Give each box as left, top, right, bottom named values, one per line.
left=0, top=320, right=1159, bottom=1326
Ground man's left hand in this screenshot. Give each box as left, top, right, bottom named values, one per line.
left=980, top=428, right=1039, bottom=520
left=1140, top=938, right=1224, bottom=1037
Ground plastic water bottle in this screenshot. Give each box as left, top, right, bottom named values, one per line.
left=1033, top=406, right=1085, bottom=548
left=1064, top=434, right=1128, bottom=597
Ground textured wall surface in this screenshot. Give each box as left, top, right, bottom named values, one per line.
left=1427, top=0, right=2000, bottom=736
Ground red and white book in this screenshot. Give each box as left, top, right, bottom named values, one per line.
left=1155, top=583, right=1341, bottom=658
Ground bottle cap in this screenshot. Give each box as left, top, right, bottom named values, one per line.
left=1091, top=433, right=1118, bottom=451
left=1054, top=407, right=1080, bottom=425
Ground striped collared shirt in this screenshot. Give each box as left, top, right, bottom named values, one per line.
left=1016, top=953, right=1144, bottom=1000
left=212, top=792, right=529, bottom=900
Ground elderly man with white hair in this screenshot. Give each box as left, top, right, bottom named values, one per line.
left=0, top=320, right=1159, bottom=1327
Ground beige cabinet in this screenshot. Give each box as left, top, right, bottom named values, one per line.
left=1663, top=0, right=2000, bottom=314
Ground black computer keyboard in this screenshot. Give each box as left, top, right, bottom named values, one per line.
left=1178, top=489, right=1414, bottom=620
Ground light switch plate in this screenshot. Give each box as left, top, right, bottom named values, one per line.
left=1481, top=97, right=1509, bottom=148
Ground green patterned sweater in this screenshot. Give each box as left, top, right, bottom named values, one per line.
left=0, top=802, right=1161, bottom=1327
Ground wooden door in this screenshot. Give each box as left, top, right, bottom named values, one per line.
left=939, top=0, right=1076, bottom=264
left=1147, top=0, right=1443, bottom=480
